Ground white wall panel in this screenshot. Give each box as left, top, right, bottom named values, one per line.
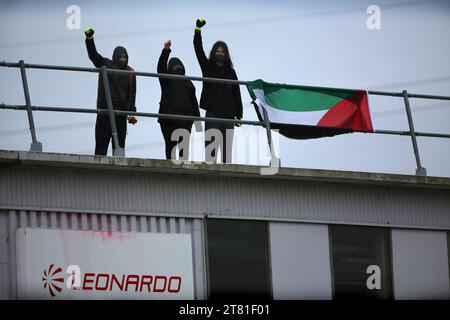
left=270, top=222, right=332, bottom=299
left=392, top=229, right=450, bottom=300
left=0, top=210, right=206, bottom=300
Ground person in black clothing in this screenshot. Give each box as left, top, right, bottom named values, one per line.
left=193, top=19, right=243, bottom=164
left=158, top=40, right=201, bottom=160
left=84, top=27, right=137, bottom=156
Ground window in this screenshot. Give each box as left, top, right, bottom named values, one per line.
left=448, top=231, right=450, bottom=291
left=329, top=225, right=393, bottom=299
left=206, top=219, right=271, bottom=299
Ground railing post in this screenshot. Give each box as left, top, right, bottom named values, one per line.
left=19, top=60, right=42, bottom=152
left=261, top=107, right=280, bottom=167
left=402, top=90, right=426, bottom=176
left=100, top=66, right=124, bottom=157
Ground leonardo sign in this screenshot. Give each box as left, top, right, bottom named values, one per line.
left=16, top=228, right=195, bottom=299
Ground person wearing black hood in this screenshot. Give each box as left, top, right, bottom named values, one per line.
left=84, top=27, right=137, bottom=156
left=157, top=39, right=201, bottom=160
left=193, top=19, right=243, bottom=164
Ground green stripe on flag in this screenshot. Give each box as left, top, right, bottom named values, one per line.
left=247, top=79, right=356, bottom=112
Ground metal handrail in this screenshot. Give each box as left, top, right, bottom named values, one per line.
left=1, top=60, right=449, bottom=176
left=2, top=104, right=450, bottom=139
left=2, top=61, right=450, bottom=100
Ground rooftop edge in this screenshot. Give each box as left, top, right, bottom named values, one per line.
left=1, top=149, right=449, bottom=189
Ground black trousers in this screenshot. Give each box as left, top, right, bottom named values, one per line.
left=95, top=114, right=127, bottom=155
left=205, top=112, right=234, bottom=163
left=160, top=120, right=192, bottom=160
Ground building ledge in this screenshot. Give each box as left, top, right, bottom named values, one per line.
left=1, top=149, right=449, bottom=189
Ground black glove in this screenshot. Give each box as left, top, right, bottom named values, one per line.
left=195, top=19, right=206, bottom=31
left=84, top=27, right=94, bottom=39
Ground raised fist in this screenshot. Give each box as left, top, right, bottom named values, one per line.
left=195, top=19, right=206, bottom=31
left=84, top=27, right=94, bottom=39
left=164, top=40, right=172, bottom=50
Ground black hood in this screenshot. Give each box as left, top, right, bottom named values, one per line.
left=168, top=57, right=185, bottom=75
left=112, top=46, right=128, bottom=69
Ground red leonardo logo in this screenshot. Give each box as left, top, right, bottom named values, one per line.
left=42, top=264, right=64, bottom=297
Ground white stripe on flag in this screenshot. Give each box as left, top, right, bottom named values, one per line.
left=252, top=89, right=327, bottom=126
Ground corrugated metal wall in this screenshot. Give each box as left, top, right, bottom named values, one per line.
left=0, top=209, right=206, bottom=300
left=1, top=166, right=450, bottom=229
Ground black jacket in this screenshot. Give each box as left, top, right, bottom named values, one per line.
left=85, top=38, right=136, bottom=112
left=157, top=48, right=200, bottom=126
left=193, top=31, right=243, bottom=119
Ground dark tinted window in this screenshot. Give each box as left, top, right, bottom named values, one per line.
left=329, top=225, right=393, bottom=299
left=206, top=219, right=271, bottom=299
left=448, top=232, right=450, bottom=288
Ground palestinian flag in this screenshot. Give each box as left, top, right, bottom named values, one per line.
left=247, top=79, right=374, bottom=139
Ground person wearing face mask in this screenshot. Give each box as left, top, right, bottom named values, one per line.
left=157, top=40, right=201, bottom=160
left=84, top=27, right=137, bottom=156
left=193, top=19, right=243, bottom=164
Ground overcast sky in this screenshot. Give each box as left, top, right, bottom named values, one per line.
left=0, top=0, right=449, bottom=177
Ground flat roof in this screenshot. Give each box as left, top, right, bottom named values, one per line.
left=1, top=149, right=449, bottom=190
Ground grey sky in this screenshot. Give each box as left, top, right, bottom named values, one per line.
left=0, top=0, right=449, bottom=177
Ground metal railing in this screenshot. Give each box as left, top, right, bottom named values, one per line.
left=1, top=60, right=450, bottom=176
